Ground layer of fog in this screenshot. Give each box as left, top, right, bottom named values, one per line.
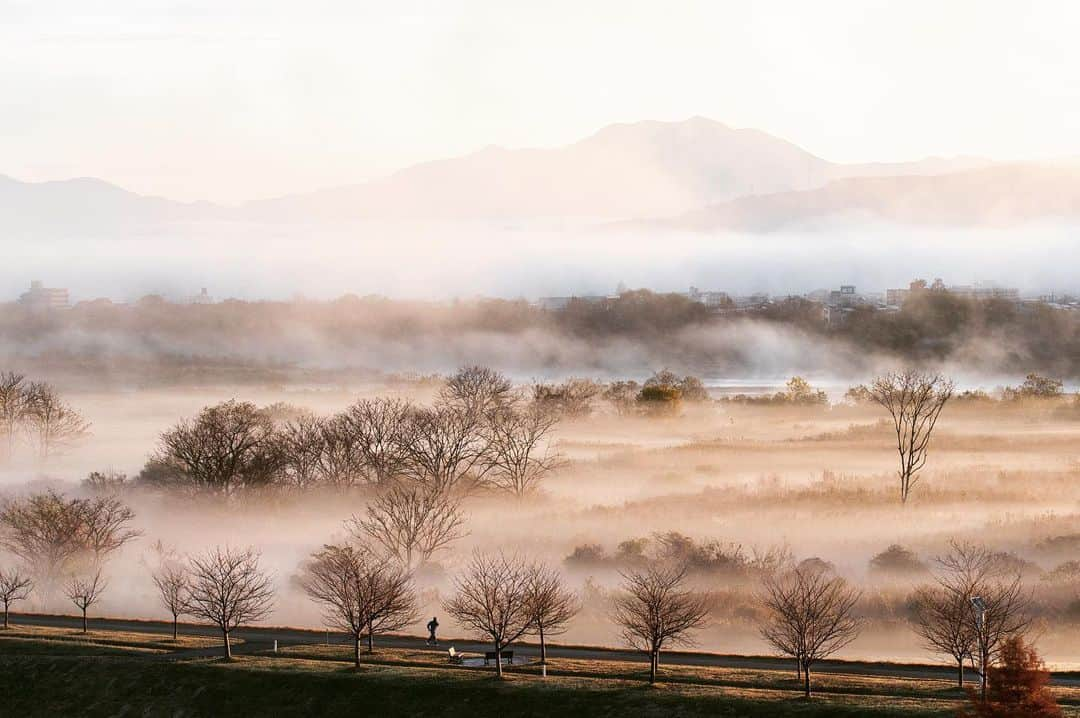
left=5, top=218, right=1080, bottom=303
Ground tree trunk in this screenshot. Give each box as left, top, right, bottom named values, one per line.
left=957, top=658, right=964, bottom=688
left=649, top=650, right=657, bottom=684
left=173, top=615, right=178, bottom=641
left=368, top=620, right=374, bottom=653
left=795, top=657, right=801, bottom=680
left=3, top=603, right=8, bottom=629
left=980, top=649, right=988, bottom=700
left=539, top=625, right=547, bottom=666
left=803, top=663, right=811, bottom=698
left=354, top=635, right=362, bottom=668
left=223, top=630, right=232, bottom=660
left=81, top=607, right=87, bottom=634
left=495, top=644, right=504, bottom=679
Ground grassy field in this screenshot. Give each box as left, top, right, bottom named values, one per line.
left=2, top=627, right=1077, bottom=717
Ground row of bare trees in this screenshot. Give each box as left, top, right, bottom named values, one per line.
left=139, top=367, right=562, bottom=499
left=0, top=372, right=90, bottom=462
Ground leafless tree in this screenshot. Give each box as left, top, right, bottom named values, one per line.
left=440, top=366, right=514, bottom=416
left=147, top=400, right=280, bottom=496
left=611, top=562, right=709, bottom=684
left=0, top=372, right=29, bottom=459
left=524, top=562, right=579, bottom=667
left=65, top=570, right=107, bottom=633
left=21, top=382, right=91, bottom=460
left=152, top=563, right=191, bottom=640
left=315, top=413, right=366, bottom=489
left=300, top=543, right=417, bottom=666
left=347, top=485, right=465, bottom=571
left=277, top=415, right=326, bottom=490
left=186, top=546, right=275, bottom=659
left=759, top=567, right=862, bottom=697
left=910, top=584, right=977, bottom=687
left=340, top=398, right=413, bottom=486
left=0, top=491, right=139, bottom=590
left=443, top=551, right=534, bottom=678
left=400, top=406, right=490, bottom=494
left=932, top=541, right=1032, bottom=699
left=0, top=567, right=33, bottom=629
left=485, top=405, right=563, bottom=497
left=868, top=369, right=954, bottom=503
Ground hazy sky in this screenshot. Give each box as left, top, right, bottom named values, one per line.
left=3, top=0, right=1078, bottom=203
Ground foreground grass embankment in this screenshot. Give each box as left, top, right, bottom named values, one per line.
left=3, top=627, right=1079, bottom=717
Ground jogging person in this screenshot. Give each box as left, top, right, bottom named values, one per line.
left=426, top=616, right=439, bottom=646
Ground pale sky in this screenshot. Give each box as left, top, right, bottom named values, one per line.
left=2, top=0, right=1078, bottom=203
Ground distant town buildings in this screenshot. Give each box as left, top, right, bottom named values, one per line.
left=188, top=287, right=215, bottom=304
left=885, top=278, right=1020, bottom=307
left=17, top=280, right=69, bottom=309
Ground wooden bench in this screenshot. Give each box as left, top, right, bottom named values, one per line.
left=483, top=650, right=514, bottom=666
left=447, top=647, right=463, bottom=664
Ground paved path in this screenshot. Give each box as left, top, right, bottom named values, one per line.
left=9, top=612, right=1078, bottom=687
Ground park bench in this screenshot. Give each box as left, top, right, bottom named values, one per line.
left=447, top=647, right=463, bottom=664
left=483, top=650, right=513, bottom=666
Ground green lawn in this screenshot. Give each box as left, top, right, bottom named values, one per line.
left=0, top=653, right=956, bottom=718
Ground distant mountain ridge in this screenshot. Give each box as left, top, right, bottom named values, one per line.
left=8, top=119, right=1080, bottom=232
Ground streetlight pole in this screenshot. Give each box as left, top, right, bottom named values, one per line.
left=970, top=596, right=988, bottom=699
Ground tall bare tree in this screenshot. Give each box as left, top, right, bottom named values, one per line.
left=22, top=382, right=91, bottom=460
left=0, top=372, right=28, bottom=459
left=341, top=398, right=413, bottom=486
left=443, top=551, right=534, bottom=678
left=186, top=546, right=275, bottom=659
left=868, top=369, right=954, bottom=503
left=524, top=562, right=579, bottom=668
left=910, top=584, right=977, bottom=687
left=485, top=405, right=563, bottom=497
left=0, top=491, right=139, bottom=591
left=440, top=366, right=514, bottom=416
left=315, top=413, right=365, bottom=489
left=65, top=570, right=107, bottom=634
left=933, top=541, right=1032, bottom=699
left=400, top=406, right=490, bottom=494
left=300, top=543, right=417, bottom=665
left=759, top=567, right=862, bottom=697
left=0, top=567, right=33, bottom=629
left=152, top=563, right=191, bottom=640
left=146, top=400, right=280, bottom=497
left=277, top=415, right=326, bottom=490
left=611, top=562, right=709, bottom=684
left=347, top=486, right=465, bottom=571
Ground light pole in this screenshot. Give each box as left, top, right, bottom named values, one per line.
left=970, top=596, right=988, bottom=699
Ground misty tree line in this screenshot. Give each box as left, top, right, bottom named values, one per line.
left=130, top=366, right=562, bottom=500
left=0, top=372, right=90, bottom=462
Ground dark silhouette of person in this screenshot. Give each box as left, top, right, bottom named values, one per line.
left=426, top=616, right=439, bottom=646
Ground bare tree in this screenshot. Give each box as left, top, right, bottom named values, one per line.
left=759, top=567, right=862, bottom=697
left=868, top=369, right=954, bottom=503
left=146, top=400, right=280, bottom=496
left=611, top=562, right=709, bottom=684
left=186, top=546, right=275, bottom=659
left=22, top=382, right=91, bottom=460
left=152, top=563, right=191, bottom=640
left=400, top=406, right=490, bottom=494
left=910, top=584, right=977, bottom=687
left=444, top=551, right=534, bottom=678
left=277, top=415, right=326, bottom=490
left=524, top=562, right=579, bottom=667
left=485, top=405, right=564, bottom=497
left=300, top=543, right=417, bottom=666
left=64, top=570, right=107, bottom=633
left=341, top=398, right=413, bottom=486
left=440, top=366, right=514, bottom=416
left=0, top=372, right=28, bottom=459
left=933, top=541, right=1032, bottom=699
left=0, top=567, right=33, bottom=629
left=0, top=491, right=139, bottom=591
left=347, top=486, right=465, bottom=571
left=315, top=413, right=366, bottom=489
